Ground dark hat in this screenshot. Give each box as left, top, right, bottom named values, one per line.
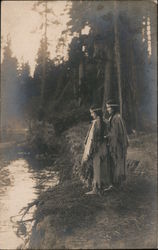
left=90, top=104, right=102, bottom=111
left=90, top=108, right=102, bottom=111
left=106, top=99, right=119, bottom=107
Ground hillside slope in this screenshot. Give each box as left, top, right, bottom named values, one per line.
left=28, top=123, right=157, bottom=249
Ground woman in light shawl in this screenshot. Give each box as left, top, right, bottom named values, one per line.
left=81, top=107, right=106, bottom=194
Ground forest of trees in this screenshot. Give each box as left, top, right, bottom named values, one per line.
left=1, top=1, right=156, bottom=139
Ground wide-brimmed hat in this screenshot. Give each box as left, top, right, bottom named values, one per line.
left=106, top=99, right=119, bottom=107
left=90, top=108, right=102, bottom=111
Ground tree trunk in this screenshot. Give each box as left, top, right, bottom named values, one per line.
left=102, top=48, right=112, bottom=115
left=41, top=1, right=48, bottom=107
left=114, top=1, right=123, bottom=117
left=78, top=59, right=84, bottom=106
left=73, top=68, right=77, bottom=98
left=130, top=42, right=139, bottom=130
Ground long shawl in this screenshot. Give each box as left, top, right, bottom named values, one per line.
left=81, top=117, right=101, bottom=165
left=108, top=113, right=128, bottom=182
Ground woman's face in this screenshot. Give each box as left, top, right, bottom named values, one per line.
left=90, top=109, right=97, bottom=119
left=106, top=104, right=113, bottom=115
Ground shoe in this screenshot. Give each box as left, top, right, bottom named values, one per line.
left=85, top=190, right=97, bottom=195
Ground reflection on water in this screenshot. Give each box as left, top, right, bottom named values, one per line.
left=0, top=158, right=59, bottom=249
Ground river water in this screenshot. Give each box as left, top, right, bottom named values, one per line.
left=0, top=147, right=59, bottom=249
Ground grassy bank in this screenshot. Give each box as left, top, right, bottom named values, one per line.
left=28, top=123, right=157, bottom=249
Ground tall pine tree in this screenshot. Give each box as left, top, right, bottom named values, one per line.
left=1, top=35, right=19, bottom=130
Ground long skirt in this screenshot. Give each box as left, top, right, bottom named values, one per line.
left=109, top=154, right=127, bottom=186
left=93, top=143, right=111, bottom=191
left=92, top=152, right=101, bottom=190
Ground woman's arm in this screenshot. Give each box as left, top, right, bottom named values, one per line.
left=103, top=117, right=109, bottom=124
left=84, top=124, right=91, bottom=145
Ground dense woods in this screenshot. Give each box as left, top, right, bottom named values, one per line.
left=1, top=0, right=156, bottom=144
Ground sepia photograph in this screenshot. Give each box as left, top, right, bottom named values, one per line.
left=0, top=0, right=157, bottom=249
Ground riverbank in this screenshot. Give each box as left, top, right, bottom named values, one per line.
left=0, top=134, right=61, bottom=249
left=28, top=123, right=157, bottom=249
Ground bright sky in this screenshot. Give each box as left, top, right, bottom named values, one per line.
left=1, top=0, right=72, bottom=75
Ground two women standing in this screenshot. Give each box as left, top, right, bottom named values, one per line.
left=81, top=100, right=128, bottom=195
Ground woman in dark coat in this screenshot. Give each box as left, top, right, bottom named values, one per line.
left=104, top=100, right=129, bottom=188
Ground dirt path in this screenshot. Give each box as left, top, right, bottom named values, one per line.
left=63, top=134, right=157, bottom=249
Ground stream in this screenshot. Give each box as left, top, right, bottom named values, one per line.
left=0, top=144, right=59, bottom=249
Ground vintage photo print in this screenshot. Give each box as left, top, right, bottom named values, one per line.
left=0, top=0, right=157, bottom=249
